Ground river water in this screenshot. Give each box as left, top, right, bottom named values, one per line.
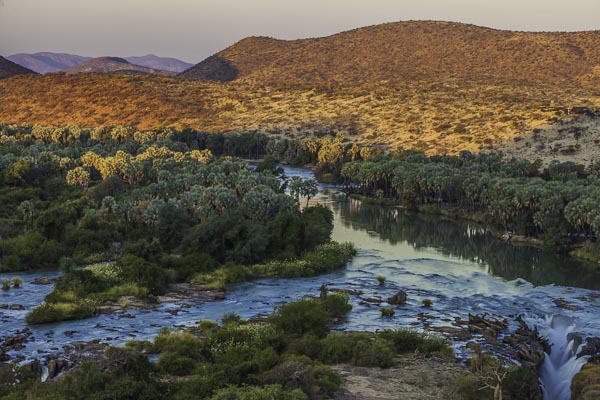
left=1, top=166, right=599, bottom=398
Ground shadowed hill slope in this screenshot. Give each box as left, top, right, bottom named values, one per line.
left=0, top=56, right=37, bottom=79
left=180, top=21, right=600, bottom=88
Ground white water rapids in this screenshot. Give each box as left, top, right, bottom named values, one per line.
left=537, top=315, right=590, bottom=400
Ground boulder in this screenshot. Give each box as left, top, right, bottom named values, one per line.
left=387, top=290, right=408, bottom=305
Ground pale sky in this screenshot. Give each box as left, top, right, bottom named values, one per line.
left=1, top=0, right=600, bottom=63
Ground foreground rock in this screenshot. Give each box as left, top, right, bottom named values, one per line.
left=333, top=353, right=470, bottom=400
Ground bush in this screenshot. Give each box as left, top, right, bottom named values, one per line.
left=157, top=351, right=196, bottom=376
left=154, top=331, right=203, bottom=359
left=210, top=384, right=307, bottom=400
left=380, top=307, right=395, bottom=317
left=263, top=359, right=342, bottom=398
left=117, top=254, right=166, bottom=295
left=26, top=299, right=97, bottom=324
left=322, top=293, right=352, bottom=319
left=11, top=276, right=23, bottom=288
left=376, top=275, right=386, bottom=286
left=377, top=329, right=435, bottom=353
left=222, top=312, right=242, bottom=327
left=270, top=299, right=331, bottom=338
left=1, top=278, right=9, bottom=291
left=352, top=337, right=396, bottom=368
left=422, top=299, right=433, bottom=307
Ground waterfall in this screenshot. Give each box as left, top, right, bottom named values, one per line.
left=538, top=315, right=590, bottom=400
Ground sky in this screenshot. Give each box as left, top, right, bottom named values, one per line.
left=2, top=0, right=600, bottom=63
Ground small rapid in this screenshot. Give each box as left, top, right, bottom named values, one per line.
left=538, top=315, right=590, bottom=400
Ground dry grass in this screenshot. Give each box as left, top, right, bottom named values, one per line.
left=1, top=72, right=599, bottom=156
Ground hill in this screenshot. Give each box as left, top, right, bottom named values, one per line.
left=125, top=55, right=193, bottom=73
left=63, top=57, right=172, bottom=75
left=180, top=21, right=600, bottom=88
left=7, top=52, right=91, bottom=73
left=2, top=21, right=600, bottom=163
left=0, top=56, right=36, bottom=79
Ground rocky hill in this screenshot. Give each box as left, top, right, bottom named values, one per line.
left=180, top=21, right=600, bottom=88
left=0, top=56, right=36, bottom=79
left=7, top=52, right=91, bottom=73
left=63, top=57, right=172, bottom=75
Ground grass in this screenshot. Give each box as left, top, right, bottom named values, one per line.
left=26, top=300, right=97, bottom=324
left=194, top=242, right=357, bottom=288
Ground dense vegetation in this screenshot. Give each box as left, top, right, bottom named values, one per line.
left=340, top=151, right=600, bottom=259
left=0, top=124, right=356, bottom=324
left=1, top=296, right=454, bottom=399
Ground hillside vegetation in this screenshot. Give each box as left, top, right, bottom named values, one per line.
left=2, top=21, right=600, bottom=160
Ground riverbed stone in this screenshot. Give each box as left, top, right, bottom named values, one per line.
left=387, top=290, right=408, bottom=305
left=553, top=298, right=583, bottom=311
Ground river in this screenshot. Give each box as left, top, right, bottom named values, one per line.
left=1, top=165, right=599, bottom=399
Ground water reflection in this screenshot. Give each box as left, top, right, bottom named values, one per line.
left=328, top=193, right=600, bottom=290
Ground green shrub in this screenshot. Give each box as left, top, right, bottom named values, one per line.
left=210, top=384, right=307, bottom=400
left=322, top=293, right=352, bottom=319
left=11, top=276, right=23, bottom=288
left=222, top=312, right=242, bottom=327
left=270, top=299, right=331, bottom=338
left=157, top=351, right=196, bottom=376
left=422, top=299, right=433, bottom=307
left=380, top=307, right=395, bottom=317
left=317, top=333, right=395, bottom=368
left=198, top=320, right=220, bottom=334
left=377, top=329, right=427, bottom=353
left=352, top=337, right=396, bottom=368
left=117, top=254, right=166, bottom=295
left=154, top=331, right=203, bottom=359
left=317, top=334, right=361, bottom=364
left=1, top=278, right=9, bottom=291
left=376, top=275, right=386, bottom=286
left=26, top=299, right=97, bottom=324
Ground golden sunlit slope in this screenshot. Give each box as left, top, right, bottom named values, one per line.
left=2, top=72, right=600, bottom=160
left=180, top=21, right=600, bottom=88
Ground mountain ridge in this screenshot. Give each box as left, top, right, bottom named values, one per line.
left=179, top=20, right=600, bottom=88
left=63, top=57, right=173, bottom=75
left=8, top=52, right=192, bottom=74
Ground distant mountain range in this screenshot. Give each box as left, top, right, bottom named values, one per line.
left=0, top=56, right=36, bottom=79
left=7, top=53, right=193, bottom=74
left=63, top=57, right=174, bottom=75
